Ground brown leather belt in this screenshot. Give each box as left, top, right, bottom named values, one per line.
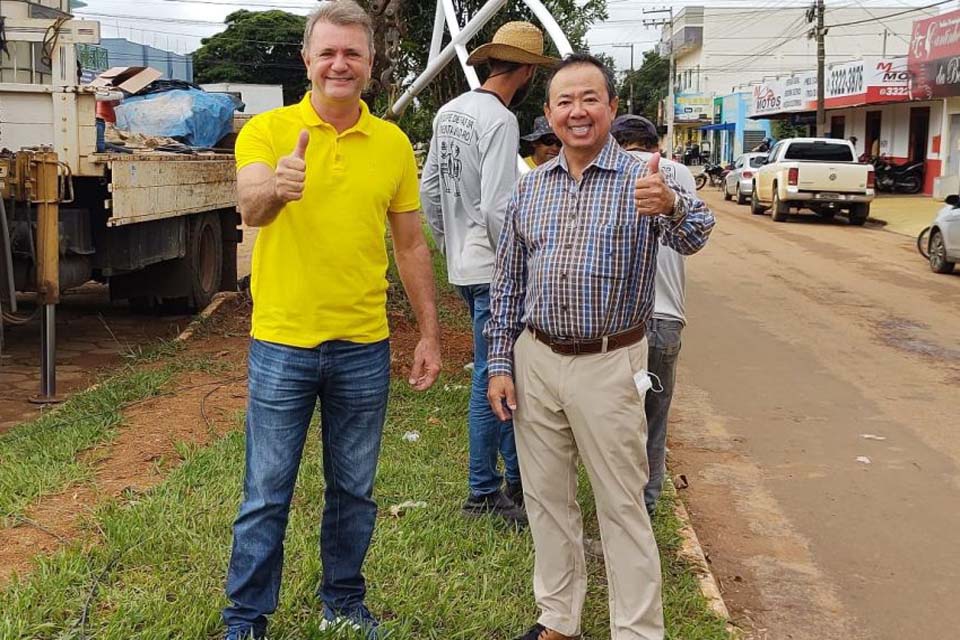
left=528, top=323, right=647, bottom=355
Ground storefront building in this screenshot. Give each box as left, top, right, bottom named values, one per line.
left=747, top=57, right=944, bottom=195
left=700, top=92, right=772, bottom=165
left=909, top=8, right=960, bottom=197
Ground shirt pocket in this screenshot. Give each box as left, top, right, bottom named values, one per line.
left=590, top=222, right=638, bottom=280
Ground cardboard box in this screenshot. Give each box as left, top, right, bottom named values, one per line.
left=88, top=67, right=163, bottom=95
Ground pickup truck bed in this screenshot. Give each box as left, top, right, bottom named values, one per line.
left=752, top=138, right=875, bottom=225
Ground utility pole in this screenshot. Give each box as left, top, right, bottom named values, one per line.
left=643, top=7, right=674, bottom=157
left=808, top=0, right=827, bottom=137
left=613, top=43, right=636, bottom=114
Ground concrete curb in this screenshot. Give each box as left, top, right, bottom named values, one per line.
left=673, top=489, right=732, bottom=624
left=174, top=292, right=238, bottom=343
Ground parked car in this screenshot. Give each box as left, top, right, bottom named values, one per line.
left=751, top=138, right=875, bottom=225
left=723, top=152, right=767, bottom=204
left=925, top=195, right=960, bottom=274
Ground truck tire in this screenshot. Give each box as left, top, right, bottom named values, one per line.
left=848, top=203, right=869, bottom=226
left=751, top=187, right=766, bottom=215
left=771, top=189, right=789, bottom=222
left=183, top=211, right=223, bottom=309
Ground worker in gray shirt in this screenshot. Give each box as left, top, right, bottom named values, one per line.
left=612, top=115, right=698, bottom=516
left=421, top=22, right=556, bottom=525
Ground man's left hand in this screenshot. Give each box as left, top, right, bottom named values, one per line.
left=634, top=153, right=678, bottom=217
left=408, top=336, right=441, bottom=391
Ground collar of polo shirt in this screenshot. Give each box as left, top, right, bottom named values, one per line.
left=298, top=91, right=374, bottom=137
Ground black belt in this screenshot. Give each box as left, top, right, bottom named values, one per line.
left=528, top=323, right=647, bottom=355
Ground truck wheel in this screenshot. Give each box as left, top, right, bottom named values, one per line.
left=929, top=230, right=956, bottom=274
left=750, top=187, right=766, bottom=215
left=185, top=212, right=223, bottom=309
left=848, top=203, right=869, bottom=226
left=771, top=190, right=789, bottom=222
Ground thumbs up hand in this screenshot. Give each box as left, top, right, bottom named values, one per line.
left=634, top=151, right=678, bottom=218
left=275, top=130, right=310, bottom=203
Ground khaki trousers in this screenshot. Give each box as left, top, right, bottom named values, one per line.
left=513, top=329, right=664, bottom=640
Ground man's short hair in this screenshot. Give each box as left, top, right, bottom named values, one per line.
left=545, top=52, right=617, bottom=104
left=612, top=115, right=660, bottom=150
left=302, top=0, right=375, bottom=58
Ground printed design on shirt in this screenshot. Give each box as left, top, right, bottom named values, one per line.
left=436, top=110, right=475, bottom=199
left=439, top=141, right=463, bottom=197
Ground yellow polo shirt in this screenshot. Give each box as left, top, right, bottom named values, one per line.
left=236, top=94, right=420, bottom=347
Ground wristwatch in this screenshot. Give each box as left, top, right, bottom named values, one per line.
left=667, top=190, right=687, bottom=222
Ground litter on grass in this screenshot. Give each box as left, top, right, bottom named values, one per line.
left=389, top=501, right=428, bottom=517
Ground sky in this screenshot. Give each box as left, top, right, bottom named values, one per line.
left=71, top=0, right=960, bottom=61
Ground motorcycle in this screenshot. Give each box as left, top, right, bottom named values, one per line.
left=695, top=162, right=727, bottom=190
left=869, top=156, right=924, bottom=194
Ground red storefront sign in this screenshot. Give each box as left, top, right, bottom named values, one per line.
left=909, top=8, right=960, bottom=98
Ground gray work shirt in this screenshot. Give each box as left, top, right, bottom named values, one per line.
left=629, top=150, right=695, bottom=325
left=421, top=89, right=520, bottom=286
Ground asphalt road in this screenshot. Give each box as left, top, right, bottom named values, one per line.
left=672, top=188, right=960, bottom=639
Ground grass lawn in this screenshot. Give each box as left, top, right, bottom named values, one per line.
left=0, top=236, right=729, bottom=639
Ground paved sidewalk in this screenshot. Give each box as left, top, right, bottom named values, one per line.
left=870, top=194, right=943, bottom=238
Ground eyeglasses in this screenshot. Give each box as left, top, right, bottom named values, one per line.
left=538, top=136, right=561, bottom=147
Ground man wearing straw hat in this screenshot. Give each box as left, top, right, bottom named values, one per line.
left=422, top=21, right=556, bottom=526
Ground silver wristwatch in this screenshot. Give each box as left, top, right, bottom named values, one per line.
left=667, top=191, right=687, bottom=222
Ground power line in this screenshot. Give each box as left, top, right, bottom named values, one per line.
left=825, top=0, right=953, bottom=28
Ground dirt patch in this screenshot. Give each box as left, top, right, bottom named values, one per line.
left=0, top=298, right=250, bottom=585
left=1, top=292, right=477, bottom=587
left=0, top=284, right=191, bottom=436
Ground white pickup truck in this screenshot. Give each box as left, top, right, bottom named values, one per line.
left=751, top=138, right=875, bottom=225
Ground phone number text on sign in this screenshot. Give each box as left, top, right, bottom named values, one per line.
left=829, top=64, right=864, bottom=97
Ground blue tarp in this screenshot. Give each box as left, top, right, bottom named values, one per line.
left=114, top=89, right=241, bottom=148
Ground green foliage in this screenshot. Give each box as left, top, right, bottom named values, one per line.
left=618, top=49, right=669, bottom=121
left=189, top=2, right=609, bottom=139
left=773, top=119, right=808, bottom=140
left=392, top=0, right=608, bottom=144
left=193, top=10, right=308, bottom=106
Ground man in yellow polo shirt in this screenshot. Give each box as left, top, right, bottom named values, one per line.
left=222, top=3, right=441, bottom=639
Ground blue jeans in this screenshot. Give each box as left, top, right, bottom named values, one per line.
left=223, top=338, right=391, bottom=635
left=457, top=284, right=520, bottom=496
left=644, top=318, right=683, bottom=512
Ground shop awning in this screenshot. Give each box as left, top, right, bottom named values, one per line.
left=699, top=122, right=735, bottom=131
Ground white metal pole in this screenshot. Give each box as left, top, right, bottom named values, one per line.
left=429, top=0, right=446, bottom=60
left=441, top=0, right=481, bottom=88
left=387, top=0, right=509, bottom=119
left=666, top=9, right=675, bottom=159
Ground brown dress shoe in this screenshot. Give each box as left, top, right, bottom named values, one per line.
left=514, top=624, right=579, bottom=640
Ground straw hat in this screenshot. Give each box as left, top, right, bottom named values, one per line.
left=466, top=21, right=559, bottom=67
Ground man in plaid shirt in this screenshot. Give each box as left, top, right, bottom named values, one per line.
left=485, top=53, right=715, bottom=640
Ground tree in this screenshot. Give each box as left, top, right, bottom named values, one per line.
left=193, top=10, right=308, bottom=106
left=387, top=0, right=608, bottom=144
left=618, top=49, right=669, bottom=122
left=191, top=2, right=610, bottom=138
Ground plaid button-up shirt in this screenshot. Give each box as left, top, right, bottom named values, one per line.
left=485, top=136, right=715, bottom=378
